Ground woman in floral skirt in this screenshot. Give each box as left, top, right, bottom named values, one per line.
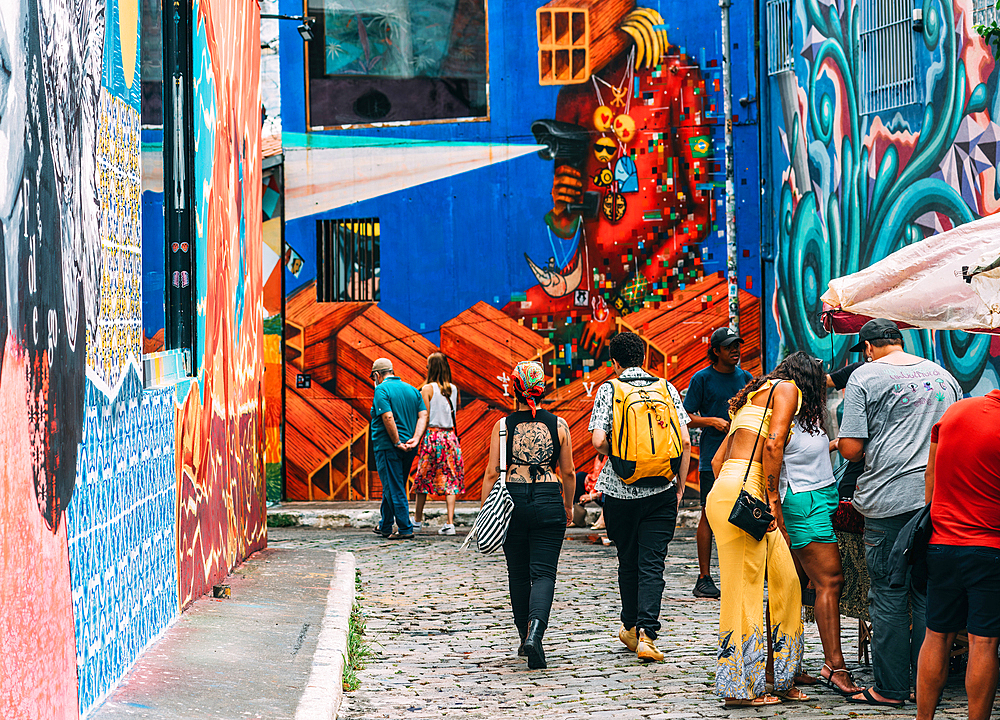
left=413, top=352, right=465, bottom=535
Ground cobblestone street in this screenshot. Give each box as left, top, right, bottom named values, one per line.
left=270, top=525, right=987, bottom=720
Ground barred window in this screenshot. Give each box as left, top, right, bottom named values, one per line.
left=974, top=0, right=998, bottom=28
left=859, top=0, right=918, bottom=114
left=316, top=218, right=380, bottom=302
left=766, top=0, right=793, bottom=75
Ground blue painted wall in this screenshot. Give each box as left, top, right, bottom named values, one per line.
left=280, top=0, right=764, bottom=343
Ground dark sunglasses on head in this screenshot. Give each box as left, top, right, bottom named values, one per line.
left=594, top=140, right=616, bottom=152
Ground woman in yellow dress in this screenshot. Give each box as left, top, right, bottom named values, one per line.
left=706, top=352, right=820, bottom=706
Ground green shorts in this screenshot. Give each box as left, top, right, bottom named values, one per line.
left=781, top=483, right=839, bottom=550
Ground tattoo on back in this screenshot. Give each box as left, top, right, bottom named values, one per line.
left=511, top=422, right=554, bottom=466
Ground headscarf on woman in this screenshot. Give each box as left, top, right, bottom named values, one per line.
left=511, top=361, right=546, bottom=417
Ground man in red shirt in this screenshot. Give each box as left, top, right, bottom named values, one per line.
left=916, top=389, right=1000, bottom=720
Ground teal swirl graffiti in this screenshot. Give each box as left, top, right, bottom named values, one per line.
left=775, top=0, right=994, bottom=390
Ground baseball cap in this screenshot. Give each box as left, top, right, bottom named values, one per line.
left=847, top=318, right=903, bottom=353
left=371, top=358, right=393, bottom=374
left=710, top=327, right=742, bottom=348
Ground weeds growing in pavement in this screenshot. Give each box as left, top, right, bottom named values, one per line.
left=343, top=570, right=370, bottom=692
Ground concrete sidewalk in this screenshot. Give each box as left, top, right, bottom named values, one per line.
left=90, top=539, right=356, bottom=720
left=267, top=500, right=702, bottom=530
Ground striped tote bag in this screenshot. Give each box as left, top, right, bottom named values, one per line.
left=460, top=428, right=514, bottom=554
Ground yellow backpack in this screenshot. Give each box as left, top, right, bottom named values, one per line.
left=608, top=377, right=684, bottom=484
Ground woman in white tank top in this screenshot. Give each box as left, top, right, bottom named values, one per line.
left=413, top=353, right=465, bottom=535
left=778, top=358, right=861, bottom=697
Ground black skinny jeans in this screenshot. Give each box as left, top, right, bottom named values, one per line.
left=502, top=483, right=567, bottom=635
left=603, top=488, right=678, bottom=639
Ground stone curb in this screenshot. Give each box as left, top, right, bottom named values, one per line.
left=268, top=505, right=701, bottom=530
left=294, top=551, right=356, bottom=720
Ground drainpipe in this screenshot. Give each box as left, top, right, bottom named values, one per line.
left=720, top=0, right=739, bottom=333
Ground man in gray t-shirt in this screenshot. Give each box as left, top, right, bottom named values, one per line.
left=836, top=319, right=960, bottom=708
left=840, top=360, right=960, bottom=518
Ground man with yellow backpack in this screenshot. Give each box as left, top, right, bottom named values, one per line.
left=589, top=331, right=692, bottom=663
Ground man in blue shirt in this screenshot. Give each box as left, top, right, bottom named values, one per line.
left=370, top=357, right=427, bottom=539
left=683, top=327, right=753, bottom=598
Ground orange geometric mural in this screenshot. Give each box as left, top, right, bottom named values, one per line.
left=281, top=275, right=760, bottom=502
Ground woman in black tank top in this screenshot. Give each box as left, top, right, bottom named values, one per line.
left=481, top=361, right=575, bottom=669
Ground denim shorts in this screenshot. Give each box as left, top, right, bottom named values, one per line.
left=781, top=484, right=839, bottom=550
left=926, top=544, right=1000, bottom=637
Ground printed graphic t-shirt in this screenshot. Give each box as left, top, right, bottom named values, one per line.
left=370, top=377, right=426, bottom=453
left=929, top=390, right=1000, bottom=549
left=683, top=365, right=753, bottom=471
left=839, top=359, right=960, bottom=519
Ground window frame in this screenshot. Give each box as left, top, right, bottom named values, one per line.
left=302, top=0, right=491, bottom=130
left=766, top=0, right=793, bottom=76
left=858, top=0, right=918, bottom=115
left=973, top=0, right=998, bottom=29
left=316, top=218, right=381, bottom=303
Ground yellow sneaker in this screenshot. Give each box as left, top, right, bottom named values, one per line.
left=636, top=629, right=664, bottom=662
left=618, top=625, right=638, bottom=652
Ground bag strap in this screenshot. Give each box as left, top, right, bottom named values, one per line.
left=739, top=380, right=782, bottom=491
left=498, top=427, right=507, bottom=475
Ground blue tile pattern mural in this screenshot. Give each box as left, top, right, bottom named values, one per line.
left=66, top=365, right=178, bottom=715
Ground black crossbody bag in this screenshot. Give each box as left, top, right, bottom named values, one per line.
left=727, top=382, right=781, bottom=542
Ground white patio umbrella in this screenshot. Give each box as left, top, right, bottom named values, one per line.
left=821, top=212, right=1000, bottom=335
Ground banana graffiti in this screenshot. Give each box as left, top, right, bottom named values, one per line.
left=620, top=8, right=669, bottom=70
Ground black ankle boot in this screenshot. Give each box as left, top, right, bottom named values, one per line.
left=524, top=618, right=547, bottom=669
left=516, top=623, right=527, bottom=656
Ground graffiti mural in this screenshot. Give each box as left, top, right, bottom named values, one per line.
left=2, top=0, right=264, bottom=712
left=0, top=0, right=104, bottom=533
left=520, top=7, right=710, bottom=334
left=1, top=0, right=106, bottom=712
left=67, top=368, right=177, bottom=715
left=60, top=0, right=186, bottom=712
left=174, top=0, right=265, bottom=609
left=768, top=0, right=1000, bottom=392
left=276, top=0, right=763, bottom=500
left=509, top=2, right=761, bottom=382
left=262, top=164, right=284, bottom=503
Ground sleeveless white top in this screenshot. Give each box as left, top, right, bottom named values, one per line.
left=778, top=417, right=837, bottom=500
left=427, top=382, right=456, bottom=428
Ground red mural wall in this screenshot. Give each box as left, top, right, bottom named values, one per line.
left=174, top=0, right=266, bottom=610
left=0, top=347, right=78, bottom=718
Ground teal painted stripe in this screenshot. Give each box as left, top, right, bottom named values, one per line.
left=281, top=132, right=541, bottom=150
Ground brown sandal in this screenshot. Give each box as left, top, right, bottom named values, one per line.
left=724, top=695, right=782, bottom=707
left=779, top=686, right=809, bottom=701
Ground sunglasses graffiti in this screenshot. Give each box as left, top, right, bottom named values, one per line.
left=593, top=138, right=617, bottom=163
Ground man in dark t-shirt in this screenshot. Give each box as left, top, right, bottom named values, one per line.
left=683, top=327, right=752, bottom=599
